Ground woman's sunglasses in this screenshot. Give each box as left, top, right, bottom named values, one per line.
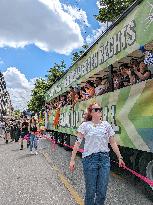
left=92, top=108, right=102, bottom=112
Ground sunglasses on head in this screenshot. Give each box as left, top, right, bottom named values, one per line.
left=92, top=108, right=102, bottom=112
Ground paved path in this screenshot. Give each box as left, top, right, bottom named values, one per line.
left=0, top=138, right=76, bottom=205
left=41, top=138, right=153, bottom=205
left=0, top=137, right=152, bottom=205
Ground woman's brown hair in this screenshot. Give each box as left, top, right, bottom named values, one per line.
left=84, top=103, right=97, bottom=121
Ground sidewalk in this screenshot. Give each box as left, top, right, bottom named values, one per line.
left=0, top=138, right=77, bottom=205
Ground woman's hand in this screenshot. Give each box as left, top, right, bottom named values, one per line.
left=118, top=158, right=125, bottom=168
left=69, top=160, right=75, bottom=172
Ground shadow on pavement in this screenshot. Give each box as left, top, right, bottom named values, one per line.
left=11, top=149, right=21, bottom=152
left=18, top=153, right=36, bottom=159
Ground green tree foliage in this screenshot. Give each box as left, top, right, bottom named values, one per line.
left=28, top=61, right=66, bottom=112
left=46, top=60, right=66, bottom=88
left=72, top=44, right=89, bottom=64
left=96, top=0, right=135, bottom=23
left=13, top=109, right=21, bottom=119
left=28, top=78, right=48, bottom=113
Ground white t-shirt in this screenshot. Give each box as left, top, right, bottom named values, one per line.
left=95, top=85, right=104, bottom=95
left=77, top=121, right=115, bottom=158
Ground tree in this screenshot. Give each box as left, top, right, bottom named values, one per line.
left=28, top=61, right=66, bottom=113
left=46, top=60, right=66, bottom=89
left=96, top=0, right=135, bottom=23
left=72, top=44, right=89, bottom=64
left=13, top=109, right=21, bottom=119
left=28, top=78, right=48, bottom=113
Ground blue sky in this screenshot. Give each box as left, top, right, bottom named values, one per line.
left=0, top=0, right=103, bottom=110
left=0, top=0, right=100, bottom=80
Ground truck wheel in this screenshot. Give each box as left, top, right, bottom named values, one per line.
left=64, top=135, right=71, bottom=151
left=138, top=154, right=153, bottom=200
left=53, top=132, right=58, bottom=144
left=58, top=133, right=64, bottom=147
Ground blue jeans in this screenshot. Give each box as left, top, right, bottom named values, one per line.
left=82, top=152, right=110, bottom=205
left=30, top=134, right=38, bottom=151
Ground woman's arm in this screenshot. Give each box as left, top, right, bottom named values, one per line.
left=134, top=70, right=150, bottom=81
left=109, top=136, right=125, bottom=167
left=126, top=70, right=136, bottom=84
left=69, top=132, right=84, bottom=172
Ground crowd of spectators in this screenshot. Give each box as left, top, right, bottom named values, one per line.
left=45, top=58, right=152, bottom=112
left=113, top=59, right=151, bottom=90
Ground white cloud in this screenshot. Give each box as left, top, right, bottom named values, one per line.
left=3, top=67, right=36, bottom=111
left=62, top=4, right=89, bottom=27
left=0, top=0, right=88, bottom=54
left=88, top=1, right=112, bottom=45
left=86, top=23, right=107, bottom=45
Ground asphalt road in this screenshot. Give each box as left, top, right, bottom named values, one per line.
left=39, top=138, right=153, bottom=205
left=0, top=138, right=76, bottom=205
left=0, top=137, right=152, bottom=205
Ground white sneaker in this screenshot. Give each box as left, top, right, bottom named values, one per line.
left=35, top=151, right=38, bottom=155
left=30, top=151, right=34, bottom=155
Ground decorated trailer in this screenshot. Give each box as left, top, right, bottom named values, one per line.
left=45, top=0, right=153, bottom=193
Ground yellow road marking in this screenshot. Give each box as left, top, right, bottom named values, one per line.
left=42, top=152, right=84, bottom=205
left=58, top=173, right=84, bottom=205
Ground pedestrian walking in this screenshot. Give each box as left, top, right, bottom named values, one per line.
left=0, top=119, right=5, bottom=138
left=14, top=121, right=21, bottom=142
left=29, top=117, right=38, bottom=155
left=20, top=116, right=29, bottom=150
left=69, top=103, right=125, bottom=205
left=10, top=120, right=15, bottom=142
left=4, top=121, right=11, bottom=144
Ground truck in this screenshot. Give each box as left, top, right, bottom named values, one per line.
left=44, top=0, right=153, bottom=196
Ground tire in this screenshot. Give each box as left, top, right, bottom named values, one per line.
left=53, top=132, right=58, bottom=144
left=58, top=133, right=64, bottom=147
left=64, top=134, right=71, bottom=151
left=138, top=153, right=153, bottom=201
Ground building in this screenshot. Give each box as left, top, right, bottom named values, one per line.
left=0, top=72, right=13, bottom=119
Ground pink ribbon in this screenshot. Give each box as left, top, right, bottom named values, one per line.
left=37, top=133, right=153, bottom=188
left=23, top=134, right=30, bottom=141
left=124, top=165, right=153, bottom=187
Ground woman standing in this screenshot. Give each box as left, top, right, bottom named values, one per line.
left=29, top=117, right=38, bottom=155
left=69, top=103, right=125, bottom=205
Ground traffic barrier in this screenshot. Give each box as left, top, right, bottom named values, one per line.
left=36, top=132, right=153, bottom=188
